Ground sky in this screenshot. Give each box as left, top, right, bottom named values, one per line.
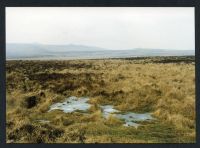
left=6, top=7, right=195, bottom=50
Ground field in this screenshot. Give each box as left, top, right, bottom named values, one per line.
left=6, top=56, right=195, bottom=143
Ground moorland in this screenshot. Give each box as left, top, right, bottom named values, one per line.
left=6, top=56, right=195, bottom=143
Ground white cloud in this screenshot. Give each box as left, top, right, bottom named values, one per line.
left=6, top=7, right=194, bottom=50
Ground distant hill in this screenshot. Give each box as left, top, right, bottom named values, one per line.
left=6, top=43, right=108, bottom=58
left=6, top=43, right=195, bottom=60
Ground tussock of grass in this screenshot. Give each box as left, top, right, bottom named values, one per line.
left=104, top=115, right=123, bottom=126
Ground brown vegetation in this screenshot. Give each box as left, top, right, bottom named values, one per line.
left=6, top=56, right=195, bottom=143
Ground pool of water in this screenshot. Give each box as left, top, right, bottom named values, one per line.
left=100, top=105, right=120, bottom=117
left=100, top=105, right=154, bottom=127
left=48, top=96, right=91, bottom=113
left=35, top=119, right=50, bottom=124
left=116, top=112, right=153, bottom=127
left=48, top=96, right=154, bottom=127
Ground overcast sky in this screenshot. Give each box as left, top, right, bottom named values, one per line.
left=6, top=7, right=194, bottom=50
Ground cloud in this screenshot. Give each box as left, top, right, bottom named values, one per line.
left=6, top=7, right=194, bottom=50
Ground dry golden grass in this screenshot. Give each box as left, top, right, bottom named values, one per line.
left=6, top=56, right=195, bottom=143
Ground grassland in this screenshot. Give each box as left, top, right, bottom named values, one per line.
left=6, top=56, right=195, bottom=143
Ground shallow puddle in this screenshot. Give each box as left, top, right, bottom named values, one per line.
left=48, top=96, right=154, bottom=127
left=35, top=119, right=50, bottom=124
left=100, top=105, right=120, bottom=117
left=116, top=112, right=154, bottom=127
left=100, top=105, right=154, bottom=127
left=48, top=96, right=91, bottom=113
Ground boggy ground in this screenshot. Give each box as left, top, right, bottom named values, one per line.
left=6, top=56, right=195, bottom=143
